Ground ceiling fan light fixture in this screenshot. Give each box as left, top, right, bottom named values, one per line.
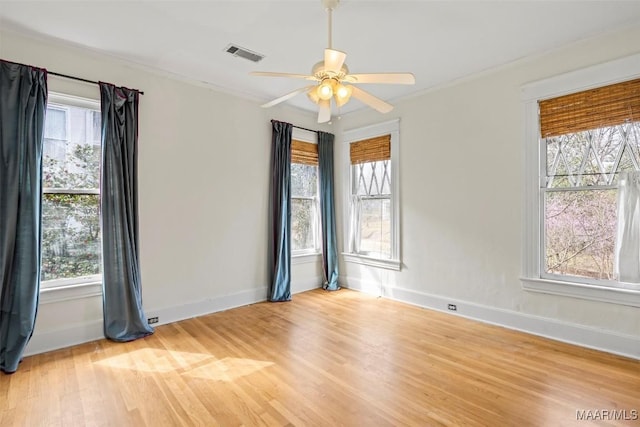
left=317, top=79, right=334, bottom=100
left=250, top=0, right=414, bottom=119
left=334, top=83, right=352, bottom=107
left=307, top=88, right=320, bottom=104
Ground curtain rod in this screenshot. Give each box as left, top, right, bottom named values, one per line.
left=270, top=119, right=317, bottom=133
left=293, top=125, right=317, bottom=133
left=1, top=59, right=144, bottom=95
left=49, top=71, right=144, bottom=95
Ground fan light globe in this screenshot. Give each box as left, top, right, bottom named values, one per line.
left=336, top=84, right=350, bottom=100
left=317, top=81, right=333, bottom=100
left=334, top=83, right=352, bottom=107
left=307, top=88, right=320, bottom=104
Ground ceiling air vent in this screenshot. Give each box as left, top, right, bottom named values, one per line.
left=225, top=44, right=264, bottom=63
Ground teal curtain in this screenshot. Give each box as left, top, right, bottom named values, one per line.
left=100, top=83, right=153, bottom=341
left=317, top=131, right=340, bottom=290
left=0, top=60, right=47, bottom=373
left=268, top=120, right=292, bottom=301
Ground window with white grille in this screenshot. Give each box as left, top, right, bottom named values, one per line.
left=541, top=79, right=640, bottom=284
left=522, top=54, right=640, bottom=306
left=543, top=123, right=640, bottom=281
left=343, top=120, right=400, bottom=270
left=351, top=143, right=392, bottom=258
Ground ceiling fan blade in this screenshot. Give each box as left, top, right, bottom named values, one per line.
left=346, top=73, right=415, bottom=85
left=261, top=85, right=316, bottom=108
left=324, top=48, right=347, bottom=74
left=350, top=86, right=394, bottom=114
left=250, top=71, right=317, bottom=80
left=318, top=99, right=331, bottom=123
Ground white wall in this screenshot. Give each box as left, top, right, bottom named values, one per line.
left=334, top=25, right=640, bottom=357
left=0, top=30, right=326, bottom=355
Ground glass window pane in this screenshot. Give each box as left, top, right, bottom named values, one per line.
left=380, top=161, right=391, bottom=194
left=359, top=198, right=391, bottom=258
left=353, top=160, right=391, bottom=196
left=291, top=198, right=315, bottom=251
left=291, top=163, right=317, bottom=197
left=43, top=106, right=101, bottom=189
left=91, top=110, right=102, bottom=144
left=544, top=190, right=616, bottom=280
left=41, top=194, right=102, bottom=282
left=546, top=122, right=640, bottom=188
left=43, top=139, right=67, bottom=164
left=44, top=108, right=67, bottom=140
left=354, top=163, right=367, bottom=195
left=594, top=126, right=624, bottom=173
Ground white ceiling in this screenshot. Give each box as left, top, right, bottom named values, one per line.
left=2, top=1, right=640, bottom=116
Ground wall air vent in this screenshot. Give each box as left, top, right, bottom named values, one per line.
left=225, top=44, right=265, bottom=63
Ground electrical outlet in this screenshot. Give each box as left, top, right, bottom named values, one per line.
left=447, top=304, right=457, bottom=311
left=148, top=316, right=159, bottom=324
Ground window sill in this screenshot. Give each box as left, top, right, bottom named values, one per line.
left=343, top=253, right=401, bottom=271
left=521, top=277, right=640, bottom=308
left=39, top=281, right=102, bottom=304
left=292, top=252, right=321, bottom=265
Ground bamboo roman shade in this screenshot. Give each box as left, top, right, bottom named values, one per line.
left=539, top=77, right=640, bottom=138
left=291, top=139, right=318, bottom=165
left=350, top=135, right=391, bottom=164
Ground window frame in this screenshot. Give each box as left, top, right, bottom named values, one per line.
left=343, top=119, right=401, bottom=270
left=521, top=53, right=640, bottom=307
left=40, top=92, right=103, bottom=296
left=290, top=127, right=321, bottom=262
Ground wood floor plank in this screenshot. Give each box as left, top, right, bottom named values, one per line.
left=1, top=288, right=638, bottom=426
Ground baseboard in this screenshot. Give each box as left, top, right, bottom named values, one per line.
left=24, top=320, right=104, bottom=357
left=25, top=281, right=323, bottom=357
left=146, top=287, right=269, bottom=327
left=292, top=276, right=323, bottom=294
left=342, top=276, right=640, bottom=360
left=148, top=280, right=321, bottom=327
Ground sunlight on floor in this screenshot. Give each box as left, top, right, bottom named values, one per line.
left=96, top=348, right=212, bottom=373
left=95, top=348, right=273, bottom=381
left=185, top=357, right=274, bottom=381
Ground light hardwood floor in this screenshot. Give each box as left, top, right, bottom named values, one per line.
left=1, top=288, right=638, bottom=426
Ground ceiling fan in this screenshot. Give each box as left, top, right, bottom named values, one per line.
left=250, top=0, right=415, bottom=123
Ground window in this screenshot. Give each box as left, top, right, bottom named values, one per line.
left=343, top=119, right=400, bottom=270
left=522, top=53, right=640, bottom=307
left=540, top=80, right=640, bottom=282
left=291, top=137, right=320, bottom=256
left=41, top=94, right=102, bottom=289
left=351, top=136, right=392, bottom=258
